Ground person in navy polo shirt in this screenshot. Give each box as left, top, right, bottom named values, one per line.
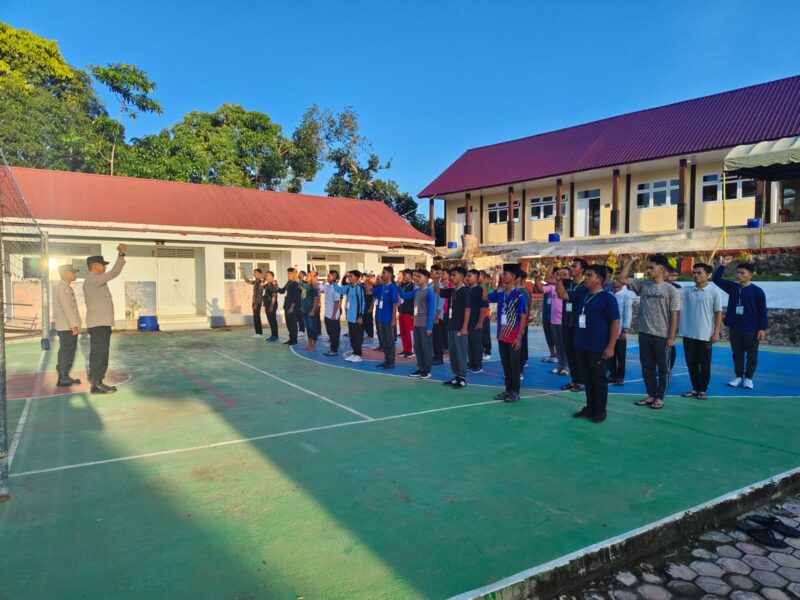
left=368, top=267, right=400, bottom=369
left=556, top=264, right=620, bottom=423
left=713, top=255, right=768, bottom=389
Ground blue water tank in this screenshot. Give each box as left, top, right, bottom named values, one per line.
left=447, top=241, right=458, bottom=249
left=548, top=233, right=561, bottom=243
left=137, top=316, right=159, bottom=331
left=747, top=218, right=761, bottom=228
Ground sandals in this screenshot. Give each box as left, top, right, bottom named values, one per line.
left=737, top=523, right=790, bottom=548
left=748, top=514, right=800, bottom=538
left=650, top=399, right=665, bottom=410
left=634, top=398, right=654, bottom=406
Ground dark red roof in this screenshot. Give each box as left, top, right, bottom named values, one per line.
left=419, top=75, right=800, bottom=197
left=8, top=167, right=432, bottom=243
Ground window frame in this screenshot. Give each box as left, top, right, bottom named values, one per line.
left=529, top=194, right=568, bottom=221
left=701, top=172, right=757, bottom=202
left=635, top=178, right=680, bottom=209
left=487, top=200, right=520, bottom=224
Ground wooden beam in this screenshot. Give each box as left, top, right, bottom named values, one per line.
left=677, top=159, right=687, bottom=229
left=521, top=189, right=527, bottom=241
left=429, top=197, right=435, bottom=238
left=755, top=180, right=765, bottom=221
left=464, top=193, right=472, bottom=235
left=554, top=178, right=563, bottom=235
left=507, top=186, right=514, bottom=242
left=611, top=169, right=620, bottom=234
left=765, top=182, right=772, bottom=224
left=689, top=164, right=697, bottom=229
left=479, top=194, right=484, bottom=243
left=624, top=174, right=631, bottom=233
left=569, top=182, right=575, bottom=238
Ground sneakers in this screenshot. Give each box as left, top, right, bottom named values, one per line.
left=251, top=334, right=263, bottom=339
left=504, top=392, right=519, bottom=403
left=681, top=390, right=698, bottom=397
left=549, top=368, right=561, bottom=374
left=468, top=368, right=484, bottom=374
left=591, top=412, right=607, bottom=424
left=408, top=370, right=422, bottom=378
left=482, top=353, right=492, bottom=361
left=558, top=369, right=569, bottom=376
left=728, top=377, right=743, bottom=387
left=323, top=351, right=338, bottom=357
left=494, top=391, right=509, bottom=400
left=451, top=377, right=467, bottom=389
left=572, top=407, right=591, bottom=418
left=542, top=356, right=558, bottom=363
left=560, top=383, right=574, bottom=391
left=349, top=355, right=363, bottom=363
left=419, top=372, right=431, bottom=380
left=400, top=351, right=415, bottom=358
left=443, top=378, right=458, bottom=386
left=743, top=378, right=754, bottom=389
left=265, top=336, right=279, bottom=342
left=572, top=384, right=584, bottom=392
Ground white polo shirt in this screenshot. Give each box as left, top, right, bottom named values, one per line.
left=323, top=282, right=341, bottom=320
left=679, top=283, right=724, bottom=341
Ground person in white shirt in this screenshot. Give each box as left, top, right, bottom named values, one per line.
left=322, top=270, right=342, bottom=357
left=609, top=278, right=634, bottom=385
left=54, top=264, right=82, bottom=387
left=679, top=262, right=724, bottom=400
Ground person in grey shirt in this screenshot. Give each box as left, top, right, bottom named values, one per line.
left=54, top=264, right=82, bottom=387
left=618, top=254, right=681, bottom=409
left=679, top=263, right=723, bottom=400
left=84, top=243, right=126, bottom=394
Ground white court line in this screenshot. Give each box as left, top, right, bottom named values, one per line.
left=8, top=350, right=48, bottom=468
left=10, top=399, right=502, bottom=479
left=449, top=464, right=800, bottom=600
left=211, top=349, right=373, bottom=421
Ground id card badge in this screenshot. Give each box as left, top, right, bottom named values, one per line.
left=578, top=314, right=587, bottom=329
left=735, top=305, right=744, bottom=315
left=378, top=300, right=384, bottom=310
left=449, top=306, right=453, bottom=318
left=565, top=302, right=573, bottom=313
left=545, top=296, right=551, bottom=305
left=500, top=312, right=507, bottom=325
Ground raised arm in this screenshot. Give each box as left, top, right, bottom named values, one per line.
left=616, top=255, right=637, bottom=286
left=712, top=255, right=736, bottom=294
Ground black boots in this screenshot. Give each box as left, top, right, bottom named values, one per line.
left=90, top=380, right=117, bottom=394
left=56, top=373, right=82, bottom=387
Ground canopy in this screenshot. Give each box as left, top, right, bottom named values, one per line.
left=724, top=135, right=800, bottom=179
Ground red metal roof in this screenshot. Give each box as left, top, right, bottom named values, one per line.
left=8, top=167, right=432, bottom=243
left=419, top=75, right=800, bottom=197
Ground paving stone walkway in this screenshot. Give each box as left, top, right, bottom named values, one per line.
left=563, top=491, right=800, bottom=599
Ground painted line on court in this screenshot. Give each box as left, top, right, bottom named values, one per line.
left=6, top=373, right=134, bottom=402
left=211, top=349, right=373, bottom=421
left=449, top=464, right=800, bottom=600
left=8, top=350, right=48, bottom=468
left=10, top=399, right=503, bottom=479
left=156, top=352, right=236, bottom=408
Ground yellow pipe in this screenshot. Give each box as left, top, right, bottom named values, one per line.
left=722, top=170, right=727, bottom=250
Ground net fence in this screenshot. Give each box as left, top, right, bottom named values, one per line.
left=0, top=149, right=47, bottom=499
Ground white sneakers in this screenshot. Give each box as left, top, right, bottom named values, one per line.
left=743, top=378, right=754, bottom=389
left=728, top=376, right=755, bottom=389
left=482, top=353, right=492, bottom=361
left=251, top=334, right=263, bottom=339
left=345, top=354, right=363, bottom=363
left=728, top=377, right=743, bottom=387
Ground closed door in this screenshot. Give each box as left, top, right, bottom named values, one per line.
left=589, top=198, right=601, bottom=236
left=157, top=255, right=196, bottom=314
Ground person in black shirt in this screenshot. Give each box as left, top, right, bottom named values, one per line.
left=435, top=266, right=470, bottom=388
left=397, top=269, right=415, bottom=357
left=466, top=269, right=486, bottom=373
left=241, top=267, right=265, bottom=338
left=262, top=271, right=279, bottom=342
left=666, top=264, right=681, bottom=372
left=561, top=258, right=588, bottom=392
left=278, top=268, right=301, bottom=345
left=362, top=273, right=376, bottom=344
left=479, top=270, right=493, bottom=359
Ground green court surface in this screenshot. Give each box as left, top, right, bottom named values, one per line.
left=1, top=329, right=799, bottom=599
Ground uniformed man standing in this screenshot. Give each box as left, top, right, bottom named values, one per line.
left=84, top=244, right=126, bottom=394
left=54, top=264, right=82, bottom=387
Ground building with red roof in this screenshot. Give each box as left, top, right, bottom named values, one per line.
left=3, top=167, right=434, bottom=330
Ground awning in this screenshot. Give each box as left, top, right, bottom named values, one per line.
left=724, top=135, right=800, bottom=179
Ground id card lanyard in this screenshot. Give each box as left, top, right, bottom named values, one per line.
left=735, top=283, right=746, bottom=315
left=578, top=292, right=598, bottom=329
left=500, top=289, right=514, bottom=325
left=565, top=281, right=577, bottom=313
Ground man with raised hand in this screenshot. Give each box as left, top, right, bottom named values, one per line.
left=240, top=266, right=265, bottom=338
left=483, top=264, right=528, bottom=403
left=679, top=263, right=723, bottom=400
left=333, top=271, right=366, bottom=363
left=399, top=268, right=436, bottom=379
left=434, top=266, right=470, bottom=389
left=556, top=264, right=620, bottom=423
left=54, top=264, right=82, bottom=387
left=262, top=271, right=280, bottom=342
left=369, top=267, right=399, bottom=370
left=278, top=268, right=301, bottom=346
left=321, top=270, right=342, bottom=356
left=618, top=254, right=682, bottom=410
left=83, top=243, right=126, bottom=394
left=561, top=258, right=589, bottom=392
left=713, top=255, right=768, bottom=390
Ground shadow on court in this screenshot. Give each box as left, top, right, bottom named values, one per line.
left=1, top=329, right=799, bottom=599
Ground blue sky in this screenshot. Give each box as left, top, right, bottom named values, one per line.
left=3, top=0, right=799, bottom=214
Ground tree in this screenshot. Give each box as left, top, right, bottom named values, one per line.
left=89, top=63, right=162, bottom=175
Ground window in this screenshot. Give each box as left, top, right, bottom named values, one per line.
left=224, top=262, right=237, bottom=280
left=22, top=257, right=42, bottom=279
left=636, top=179, right=679, bottom=208
left=487, top=200, right=520, bottom=224
left=223, top=250, right=275, bottom=280
left=702, top=173, right=756, bottom=202
left=530, top=194, right=568, bottom=220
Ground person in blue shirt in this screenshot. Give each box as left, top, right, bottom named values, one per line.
left=712, top=256, right=768, bottom=389
left=332, top=271, right=366, bottom=363
left=398, top=268, right=437, bottom=378
left=367, top=267, right=400, bottom=369
left=556, top=264, right=620, bottom=423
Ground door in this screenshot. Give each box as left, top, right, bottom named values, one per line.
left=780, top=181, right=798, bottom=221
left=156, top=250, right=197, bottom=314
left=589, top=198, right=601, bottom=236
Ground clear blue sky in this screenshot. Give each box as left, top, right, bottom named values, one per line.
left=3, top=0, right=800, bottom=215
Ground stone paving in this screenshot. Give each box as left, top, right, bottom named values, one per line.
left=562, top=492, right=800, bottom=599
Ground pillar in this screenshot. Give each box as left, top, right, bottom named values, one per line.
left=429, top=198, right=435, bottom=238
left=554, top=178, right=563, bottom=234
left=506, top=186, right=514, bottom=242
left=464, top=193, right=472, bottom=235
left=677, top=159, right=687, bottom=229
left=611, top=170, right=620, bottom=234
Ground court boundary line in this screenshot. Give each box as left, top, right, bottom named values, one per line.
left=211, top=349, right=373, bottom=421
left=9, top=396, right=531, bottom=479
left=8, top=350, right=48, bottom=468
left=449, top=464, right=800, bottom=600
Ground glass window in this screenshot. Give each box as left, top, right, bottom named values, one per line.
left=240, top=262, right=254, bottom=279
left=702, top=174, right=719, bottom=202
left=529, top=194, right=567, bottom=220
left=653, top=189, right=667, bottom=207
left=224, top=262, right=236, bottom=280
left=741, top=178, right=757, bottom=197
left=488, top=201, right=509, bottom=224
left=702, top=173, right=755, bottom=201
left=637, top=179, right=679, bottom=208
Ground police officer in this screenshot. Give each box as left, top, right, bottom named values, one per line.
left=84, top=244, right=126, bottom=394
left=54, top=264, right=82, bottom=387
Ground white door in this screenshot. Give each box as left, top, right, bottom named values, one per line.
left=574, top=196, right=588, bottom=238
left=156, top=251, right=197, bottom=314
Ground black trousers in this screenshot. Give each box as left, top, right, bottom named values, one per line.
left=325, top=317, right=341, bottom=352
left=543, top=317, right=555, bottom=353
left=297, top=311, right=305, bottom=332
left=433, top=319, right=446, bottom=361
left=252, top=303, right=263, bottom=335
left=467, top=328, right=483, bottom=370
left=363, top=310, right=374, bottom=338
left=285, top=311, right=299, bottom=343
left=683, top=337, right=713, bottom=392
left=563, top=324, right=580, bottom=384
left=639, top=332, right=670, bottom=399
left=482, top=317, right=492, bottom=355
left=441, top=313, right=450, bottom=350
left=669, top=345, right=677, bottom=372
left=377, top=321, right=395, bottom=366
left=498, top=340, right=522, bottom=393
left=608, top=336, right=627, bottom=381
left=347, top=322, right=364, bottom=356
left=265, top=307, right=279, bottom=338
left=57, top=330, right=78, bottom=376
left=729, top=329, right=759, bottom=379
left=521, top=327, right=529, bottom=366
left=575, top=348, right=608, bottom=417
left=87, top=326, right=112, bottom=383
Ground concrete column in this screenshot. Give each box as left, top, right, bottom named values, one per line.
left=555, top=179, right=564, bottom=235
left=677, top=159, right=687, bottom=229
left=100, top=241, right=127, bottom=327
left=464, top=193, right=472, bottom=235
left=611, top=170, right=620, bottom=234
left=203, top=245, right=226, bottom=326
left=507, top=186, right=514, bottom=242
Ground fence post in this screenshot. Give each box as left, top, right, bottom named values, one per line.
left=40, top=231, right=50, bottom=350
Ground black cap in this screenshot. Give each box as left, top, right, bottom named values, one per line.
left=517, top=270, right=528, bottom=280
left=502, top=263, right=521, bottom=275
left=87, top=255, right=109, bottom=267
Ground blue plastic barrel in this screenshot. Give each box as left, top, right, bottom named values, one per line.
left=137, top=316, right=159, bottom=331
left=548, top=233, right=561, bottom=243
left=747, top=218, right=761, bottom=228
left=447, top=241, right=458, bottom=249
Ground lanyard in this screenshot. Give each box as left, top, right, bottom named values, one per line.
left=581, top=292, right=599, bottom=314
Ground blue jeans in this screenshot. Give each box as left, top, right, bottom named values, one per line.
left=303, top=314, right=319, bottom=341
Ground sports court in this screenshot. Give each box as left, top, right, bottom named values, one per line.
left=1, top=327, right=799, bottom=599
